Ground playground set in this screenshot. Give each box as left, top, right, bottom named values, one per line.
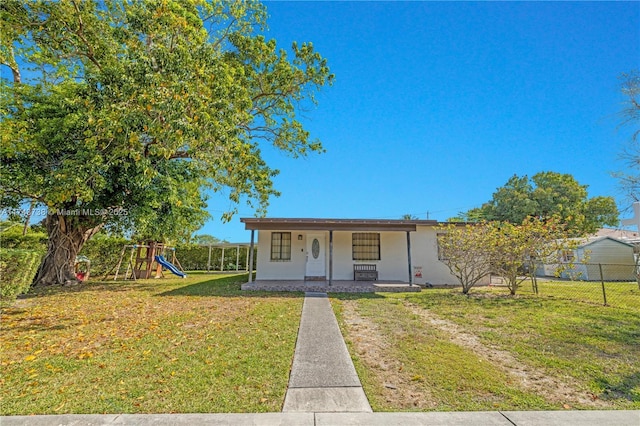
left=74, top=255, right=91, bottom=282
left=105, top=242, right=186, bottom=280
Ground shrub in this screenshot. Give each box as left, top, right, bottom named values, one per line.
left=79, top=235, right=130, bottom=277
left=175, top=244, right=211, bottom=270
left=174, top=244, right=256, bottom=271
left=0, top=249, right=43, bottom=305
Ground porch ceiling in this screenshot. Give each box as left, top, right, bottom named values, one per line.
left=240, top=217, right=438, bottom=232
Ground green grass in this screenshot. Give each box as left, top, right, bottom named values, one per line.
left=404, top=289, right=640, bottom=406
left=334, top=296, right=552, bottom=411
left=518, top=279, right=640, bottom=310
left=5, top=273, right=636, bottom=414
left=333, top=287, right=640, bottom=411
left=0, top=273, right=304, bottom=415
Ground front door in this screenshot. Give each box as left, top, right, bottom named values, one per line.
left=305, top=234, right=326, bottom=278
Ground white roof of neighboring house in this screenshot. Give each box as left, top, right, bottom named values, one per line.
left=570, top=235, right=635, bottom=249
left=595, top=227, right=639, bottom=240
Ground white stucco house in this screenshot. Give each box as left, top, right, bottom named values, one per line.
left=240, top=218, right=484, bottom=288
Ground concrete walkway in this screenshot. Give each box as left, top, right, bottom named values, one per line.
left=282, top=292, right=372, bottom=412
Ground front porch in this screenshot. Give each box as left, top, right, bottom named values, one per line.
left=241, top=218, right=442, bottom=288
left=241, top=280, right=421, bottom=293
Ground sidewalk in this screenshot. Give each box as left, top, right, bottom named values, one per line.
left=2, top=292, right=639, bottom=425
left=3, top=407, right=639, bottom=425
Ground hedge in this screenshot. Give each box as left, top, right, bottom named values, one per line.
left=0, top=249, right=43, bottom=305
left=0, top=224, right=47, bottom=251
left=79, top=236, right=130, bottom=277
left=175, top=244, right=256, bottom=271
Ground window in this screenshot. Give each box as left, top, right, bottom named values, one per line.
left=271, top=232, right=291, bottom=261
left=561, top=250, right=575, bottom=263
left=352, top=233, right=380, bottom=260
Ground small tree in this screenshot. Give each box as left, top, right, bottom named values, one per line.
left=436, top=222, right=495, bottom=294
left=489, top=217, right=578, bottom=295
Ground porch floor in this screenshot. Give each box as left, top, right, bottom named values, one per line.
left=241, top=280, right=421, bottom=293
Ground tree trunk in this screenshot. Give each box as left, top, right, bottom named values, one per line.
left=32, top=213, right=102, bottom=287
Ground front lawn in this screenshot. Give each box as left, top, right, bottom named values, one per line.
left=518, top=279, right=640, bottom=310
left=0, top=273, right=304, bottom=415
left=333, top=288, right=640, bottom=411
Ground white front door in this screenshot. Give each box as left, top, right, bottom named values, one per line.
left=305, top=234, right=326, bottom=277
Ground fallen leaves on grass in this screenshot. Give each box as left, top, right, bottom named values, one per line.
left=1, top=275, right=303, bottom=415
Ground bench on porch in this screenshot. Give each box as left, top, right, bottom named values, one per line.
left=354, top=264, right=378, bottom=281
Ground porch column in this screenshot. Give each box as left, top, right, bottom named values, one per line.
left=248, top=230, right=255, bottom=283
left=329, top=230, right=333, bottom=286
left=207, top=245, right=212, bottom=272
left=220, top=247, right=225, bottom=271
left=406, top=231, right=413, bottom=286
left=235, top=246, right=240, bottom=271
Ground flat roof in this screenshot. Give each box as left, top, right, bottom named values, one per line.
left=240, top=217, right=439, bottom=232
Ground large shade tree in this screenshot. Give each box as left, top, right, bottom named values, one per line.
left=0, top=0, right=333, bottom=286
left=458, top=172, right=618, bottom=236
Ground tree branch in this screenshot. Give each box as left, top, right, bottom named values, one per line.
left=170, top=151, right=191, bottom=159
left=67, top=0, right=103, bottom=72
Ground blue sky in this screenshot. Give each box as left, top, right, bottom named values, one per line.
left=202, top=1, right=640, bottom=242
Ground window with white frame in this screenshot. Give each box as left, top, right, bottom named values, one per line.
left=352, top=232, right=380, bottom=261
left=271, top=232, right=291, bottom=261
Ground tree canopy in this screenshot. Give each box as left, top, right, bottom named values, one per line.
left=436, top=222, right=495, bottom=294
left=437, top=217, right=581, bottom=295
left=0, top=0, right=333, bottom=285
left=192, top=234, right=225, bottom=245
left=456, top=172, right=618, bottom=236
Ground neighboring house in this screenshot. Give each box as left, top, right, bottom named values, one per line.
left=540, top=236, right=636, bottom=281
left=240, top=218, right=481, bottom=286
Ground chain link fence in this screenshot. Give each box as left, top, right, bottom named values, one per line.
left=490, top=263, right=640, bottom=310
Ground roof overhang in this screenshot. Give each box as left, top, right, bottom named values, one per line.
left=240, top=218, right=439, bottom=232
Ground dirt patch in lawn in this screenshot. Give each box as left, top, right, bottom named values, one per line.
left=340, top=300, right=437, bottom=410
left=402, top=301, right=608, bottom=409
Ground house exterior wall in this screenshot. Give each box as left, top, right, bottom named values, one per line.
left=254, top=226, right=477, bottom=285
left=330, top=231, right=410, bottom=281
left=554, top=238, right=635, bottom=281
left=254, top=229, right=308, bottom=280
left=412, top=225, right=490, bottom=285
left=583, top=239, right=634, bottom=265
